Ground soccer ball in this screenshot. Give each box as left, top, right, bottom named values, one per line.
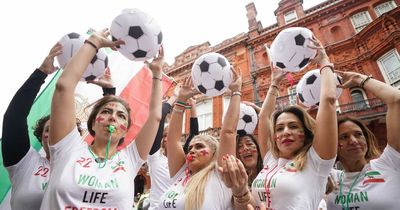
left=191, top=52, right=232, bottom=97
left=270, top=27, right=317, bottom=72
left=296, top=69, right=343, bottom=107
left=57, top=32, right=108, bottom=81
left=237, top=103, right=258, bottom=136
left=110, top=8, right=163, bottom=61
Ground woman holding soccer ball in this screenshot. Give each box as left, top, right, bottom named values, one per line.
left=40, top=29, right=163, bottom=210
left=157, top=67, right=251, bottom=210
left=326, top=70, right=400, bottom=210
left=223, top=37, right=338, bottom=209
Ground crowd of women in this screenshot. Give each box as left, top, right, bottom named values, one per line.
left=2, top=28, right=399, bottom=210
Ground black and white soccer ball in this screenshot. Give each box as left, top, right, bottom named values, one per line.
left=270, top=27, right=316, bottom=72
left=191, top=52, right=233, bottom=97
left=237, top=103, right=258, bottom=136
left=57, top=32, right=108, bottom=81
left=110, top=8, right=162, bottom=61
left=296, top=69, right=343, bottom=107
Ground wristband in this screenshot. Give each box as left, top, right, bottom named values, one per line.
left=84, top=39, right=99, bottom=53
left=360, top=75, right=373, bottom=88
left=232, top=91, right=241, bottom=97
left=152, top=77, right=162, bottom=81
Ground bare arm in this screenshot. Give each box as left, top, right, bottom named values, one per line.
left=337, top=71, right=400, bottom=152
left=135, top=46, right=164, bottom=160
left=258, top=45, right=286, bottom=158
left=219, top=68, right=242, bottom=166
left=166, top=77, right=198, bottom=177
left=50, top=30, right=123, bottom=145
left=310, top=38, right=338, bottom=160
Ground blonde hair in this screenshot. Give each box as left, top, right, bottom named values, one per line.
left=184, top=135, right=219, bottom=210
left=269, top=106, right=316, bottom=171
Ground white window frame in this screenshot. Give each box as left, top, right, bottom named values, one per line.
left=222, top=96, right=230, bottom=119
left=350, top=88, right=369, bottom=110
left=350, top=11, right=372, bottom=33
left=196, top=99, right=213, bottom=131
left=288, top=86, right=297, bottom=105
left=284, top=10, right=298, bottom=24
left=374, top=1, right=397, bottom=17
left=377, top=49, right=400, bottom=88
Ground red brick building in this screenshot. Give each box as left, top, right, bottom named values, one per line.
left=164, top=0, right=400, bottom=149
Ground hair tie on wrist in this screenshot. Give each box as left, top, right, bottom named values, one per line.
left=152, top=77, right=162, bottom=81
left=84, top=40, right=99, bottom=53
left=360, top=75, right=373, bottom=88
left=232, top=91, right=241, bottom=97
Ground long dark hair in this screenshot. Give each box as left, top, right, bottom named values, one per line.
left=236, top=134, right=263, bottom=177
left=86, top=95, right=132, bottom=137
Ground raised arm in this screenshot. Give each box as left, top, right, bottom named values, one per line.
left=310, top=38, right=338, bottom=160
left=87, top=67, right=116, bottom=96
left=49, top=29, right=123, bottom=145
left=337, top=70, right=400, bottom=152
left=2, top=43, right=62, bottom=166
left=183, top=97, right=199, bottom=153
left=218, top=68, right=242, bottom=166
left=258, top=45, right=286, bottom=158
left=134, top=46, right=164, bottom=160
left=166, top=77, right=198, bottom=177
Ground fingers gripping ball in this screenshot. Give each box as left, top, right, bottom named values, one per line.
left=237, top=103, right=258, bottom=136
left=296, top=69, right=343, bottom=107
left=57, top=32, right=108, bottom=81
left=191, top=52, right=233, bottom=97
left=110, top=8, right=163, bottom=61
left=270, top=27, right=317, bottom=72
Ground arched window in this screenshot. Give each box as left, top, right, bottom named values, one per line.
left=196, top=99, right=213, bottom=131
left=350, top=89, right=368, bottom=110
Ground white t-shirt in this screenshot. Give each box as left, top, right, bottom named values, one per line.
left=6, top=147, right=50, bottom=210
left=251, top=147, right=335, bottom=210
left=40, top=127, right=145, bottom=210
left=157, top=165, right=233, bottom=210
left=327, top=145, right=400, bottom=210
left=148, top=149, right=172, bottom=210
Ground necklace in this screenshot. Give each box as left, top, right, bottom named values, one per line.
left=263, top=164, right=279, bottom=208
left=88, top=131, right=114, bottom=168
left=338, top=171, right=363, bottom=210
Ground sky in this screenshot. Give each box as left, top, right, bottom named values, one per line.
left=0, top=0, right=325, bottom=136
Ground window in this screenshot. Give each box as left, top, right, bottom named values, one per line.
left=377, top=49, right=400, bottom=87
left=350, top=11, right=372, bottom=32
left=196, top=99, right=213, bottom=131
left=288, top=86, right=297, bottom=105
left=284, top=10, right=298, bottom=24
left=375, top=1, right=397, bottom=16
left=350, top=89, right=368, bottom=110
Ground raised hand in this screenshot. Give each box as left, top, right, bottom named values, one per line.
left=177, top=77, right=199, bottom=102
left=89, top=28, right=125, bottom=50
left=87, top=67, right=114, bottom=88
left=242, top=101, right=261, bottom=113
left=307, top=36, right=330, bottom=66
left=335, top=70, right=365, bottom=89
left=228, top=67, right=242, bottom=92
left=39, top=42, right=63, bottom=74
left=145, top=45, right=164, bottom=76
left=264, top=44, right=287, bottom=85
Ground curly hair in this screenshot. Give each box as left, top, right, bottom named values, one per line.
left=33, top=115, right=50, bottom=143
